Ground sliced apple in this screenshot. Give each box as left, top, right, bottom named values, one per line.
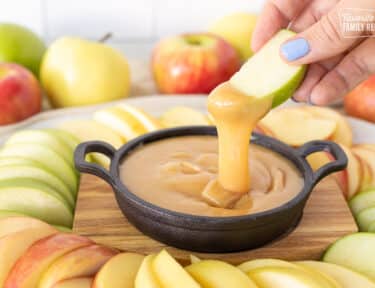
left=352, top=146, right=375, bottom=189
left=93, top=253, right=144, bottom=288
left=160, top=106, right=210, bottom=128
left=39, top=244, right=118, bottom=288
left=46, top=129, right=80, bottom=151
left=229, top=29, right=306, bottom=107
left=297, top=261, right=375, bottom=288
left=350, top=189, right=375, bottom=215
left=4, top=233, right=93, bottom=288
left=355, top=154, right=373, bottom=192
left=303, top=106, right=353, bottom=147
left=238, top=258, right=296, bottom=273
left=51, top=278, right=93, bottom=288
left=0, top=216, right=51, bottom=238
left=135, top=254, right=161, bottom=288
left=190, top=255, right=202, bottom=265
left=355, top=144, right=375, bottom=153
left=0, top=165, right=74, bottom=207
left=323, top=232, right=375, bottom=281
left=368, top=222, right=375, bottom=232
left=0, top=226, right=57, bottom=287
left=0, top=210, right=27, bottom=219
left=339, top=144, right=361, bottom=199
left=152, top=250, right=200, bottom=288
left=118, top=103, right=162, bottom=131
left=186, top=260, right=258, bottom=288
left=0, top=183, right=73, bottom=227
left=356, top=207, right=375, bottom=231
left=260, top=108, right=337, bottom=146
left=0, top=143, right=78, bottom=193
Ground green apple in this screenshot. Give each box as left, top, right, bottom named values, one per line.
left=0, top=156, right=41, bottom=167
left=46, top=129, right=80, bottom=151
left=0, top=210, right=27, bottom=219
left=5, top=130, right=75, bottom=167
left=356, top=207, right=375, bottom=231
left=40, top=37, right=131, bottom=108
left=369, top=222, right=375, bottom=232
left=208, top=13, right=257, bottom=61
left=297, top=261, right=375, bottom=288
left=350, top=189, right=375, bottom=215
left=0, top=143, right=78, bottom=193
left=54, top=225, right=72, bottom=232
left=0, top=182, right=73, bottom=227
left=323, top=233, right=375, bottom=280
left=0, top=23, right=46, bottom=76
left=229, top=29, right=306, bottom=107
left=0, top=164, right=74, bottom=208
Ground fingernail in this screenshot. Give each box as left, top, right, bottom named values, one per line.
left=280, top=38, right=310, bottom=61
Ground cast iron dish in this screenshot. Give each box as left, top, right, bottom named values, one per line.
left=74, top=126, right=347, bottom=253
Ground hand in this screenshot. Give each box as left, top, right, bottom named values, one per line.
left=252, top=0, right=375, bottom=105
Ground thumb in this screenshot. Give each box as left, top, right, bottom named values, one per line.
left=280, top=3, right=359, bottom=64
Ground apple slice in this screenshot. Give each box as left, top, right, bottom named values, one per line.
left=39, top=244, right=118, bottom=288
left=354, top=154, right=373, bottom=192
left=5, top=130, right=75, bottom=167
left=0, top=165, right=74, bottom=207
left=190, top=255, right=202, bottom=265
left=46, top=129, right=80, bottom=151
left=0, top=216, right=51, bottom=238
left=0, top=210, right=27, bottom=219
left=350, top=189, right=375, bottom=215
left=135, top=255, right=160, bottom=288
left=52, top=278, right=93, bottom=288
left=260, top=109, right=337, bottom=146
left=186, top=260, right=258, bottom=288
left=356, top=207, right=375, bottom=231
left=93, top=253, right=144, bottom=288
left=152, top=250, right=200, bottom=288
left=0, top=226, right=57, bottom=287
left=368, top=222, right=375, bottom=232
left=4, top=233, right=93, bottom=288
left=229, top=29, right=306, bottom=107
left=339, top=144, right=361, bottom=199
left=352, top=146, right=375, bottom=189
left=303, top=106, right=353, bottom=147
left=0, top=183, right=73, bottom=227
left=323, top=233, right=375, bottom=280
left=160, top=106, right=210, bottom=128
left=238, top=258, right=296, bottom=273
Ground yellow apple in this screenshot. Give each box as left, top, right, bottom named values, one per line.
left=40, top=37, right=130, bottom=108
left=208, top=13, right=257, bottom=61
left=135, top=254, right=160, bottom=288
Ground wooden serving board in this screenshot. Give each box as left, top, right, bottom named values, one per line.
left=74, top=174, right=357, bottom=265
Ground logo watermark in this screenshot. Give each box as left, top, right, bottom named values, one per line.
left=339, top=8, right=375, bottom=38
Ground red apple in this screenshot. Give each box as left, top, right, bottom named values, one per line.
left=152, top=33, right=241, bottom=94
left=0, top=63, right=42, bottom=125
left=344, top=74, right=375, bottom=123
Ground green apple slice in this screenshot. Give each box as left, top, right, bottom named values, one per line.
left=0, top=184, right=73, bottom=227
left=0, top=143, right=78, bottom=193
left=45, top=129, right=81, bottom=151
left=297, top=261, right=375, bottom=288
left=229, top=29, right=306, bottom=107
left=350, top=189, right=375, bottom=215
left=323, top=233, right=375, bottom=280
left=0, top=156, right=42, bottom=167
left=0, top=165, right=74, bottom=207
left=356, top=207, right=375, bottom=231
left=0, top=210, right=27, bottom=219
left=5, top=130, right=75, bottom=167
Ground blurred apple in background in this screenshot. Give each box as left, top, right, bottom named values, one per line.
left=345, top=75, right=375, bottom=123
left=0, top=63, right=42, bottom=125
left=40, top=37, right=130, bottom=108
left=208, top=13, right=257, bottom=62
left=152, top=33, right=241, bottom=94
left=0, top=23, right=46, bottom=76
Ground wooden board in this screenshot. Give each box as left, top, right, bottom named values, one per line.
left=74, top=174, right=357, bottom=265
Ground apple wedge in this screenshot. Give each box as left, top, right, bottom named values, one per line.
left=152, top=250, right=200, bottom=288
left=260, top=109, right=337, bottom=146
left=135, top=255, right=161, bottom=288
left=93, top=253, right=144, bottom=288
left=39, top=244, right=118, bottom=288
left=238, top=258, right=296, bottom=273
left=0, top=216, right=51, bottom=238
left=186, top=260, right=258, bottom=288
left=4, top=233, right=93, bottom=288
left=352, top=146, right=375, bottom=189
left=52, top=278, right=93, bottom=288
left=350, top=189, right=375, bottom=215
left=303, top=106, right=353, bottom=147
left=160, top=106, right=210, bottom=128
left=297, top=261, right=375, bottom=288
left=0, top=225, right=57, bottom=287
left=46, top=129, right=80, bottom=151
left=0, top=143, right=78, bottom=193
left=229, top=29, right=306, bottom=107
left=339, top=144, right=361, bottom=199
left=323, top=233, right=375, bottom=280
left=0, top=210, right=27, bottom=219
left=356, top=207, right=375, bottom=231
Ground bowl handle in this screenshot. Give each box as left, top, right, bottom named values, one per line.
left=297, top=140, right=348, bottom=186
left=74, top=141, right=117, bottom=187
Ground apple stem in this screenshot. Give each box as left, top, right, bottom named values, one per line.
left=98, top=33, right=113, bottom=43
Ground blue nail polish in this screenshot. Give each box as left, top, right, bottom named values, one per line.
left=280, top=38, right=310, bottom=61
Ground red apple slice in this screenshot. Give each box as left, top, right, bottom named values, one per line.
left=0, top=216, right=51, bottom=238
left=339, top=145, right=361, bottom=199
left=352, top=146, right=375, bottom=190
left=52, top=278, right=93, bottom=288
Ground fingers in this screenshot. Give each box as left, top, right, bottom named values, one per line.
left=251, top=0, right=310, bottom=51
left=310, top=38, right=375, bottom=105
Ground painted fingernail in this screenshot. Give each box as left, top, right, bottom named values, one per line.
left=280, top=38, right=310, bottom=61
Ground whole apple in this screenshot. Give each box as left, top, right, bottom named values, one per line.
left=40, top=37, right=131, bottom=108
left=152, top=33, right=241, bottom=94
left=345, top=75, right=375, bottom=123
left=0, top=23, right=46, bottom=76
left=0, top=63, right=42, bottom=125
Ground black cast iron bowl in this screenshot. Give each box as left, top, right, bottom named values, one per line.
left=74, top=126, right=347, bottom=253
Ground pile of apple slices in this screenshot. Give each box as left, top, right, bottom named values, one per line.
left=1, top=215, right=375, bottom=288
left=0, top=129, right=80, bottom=228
